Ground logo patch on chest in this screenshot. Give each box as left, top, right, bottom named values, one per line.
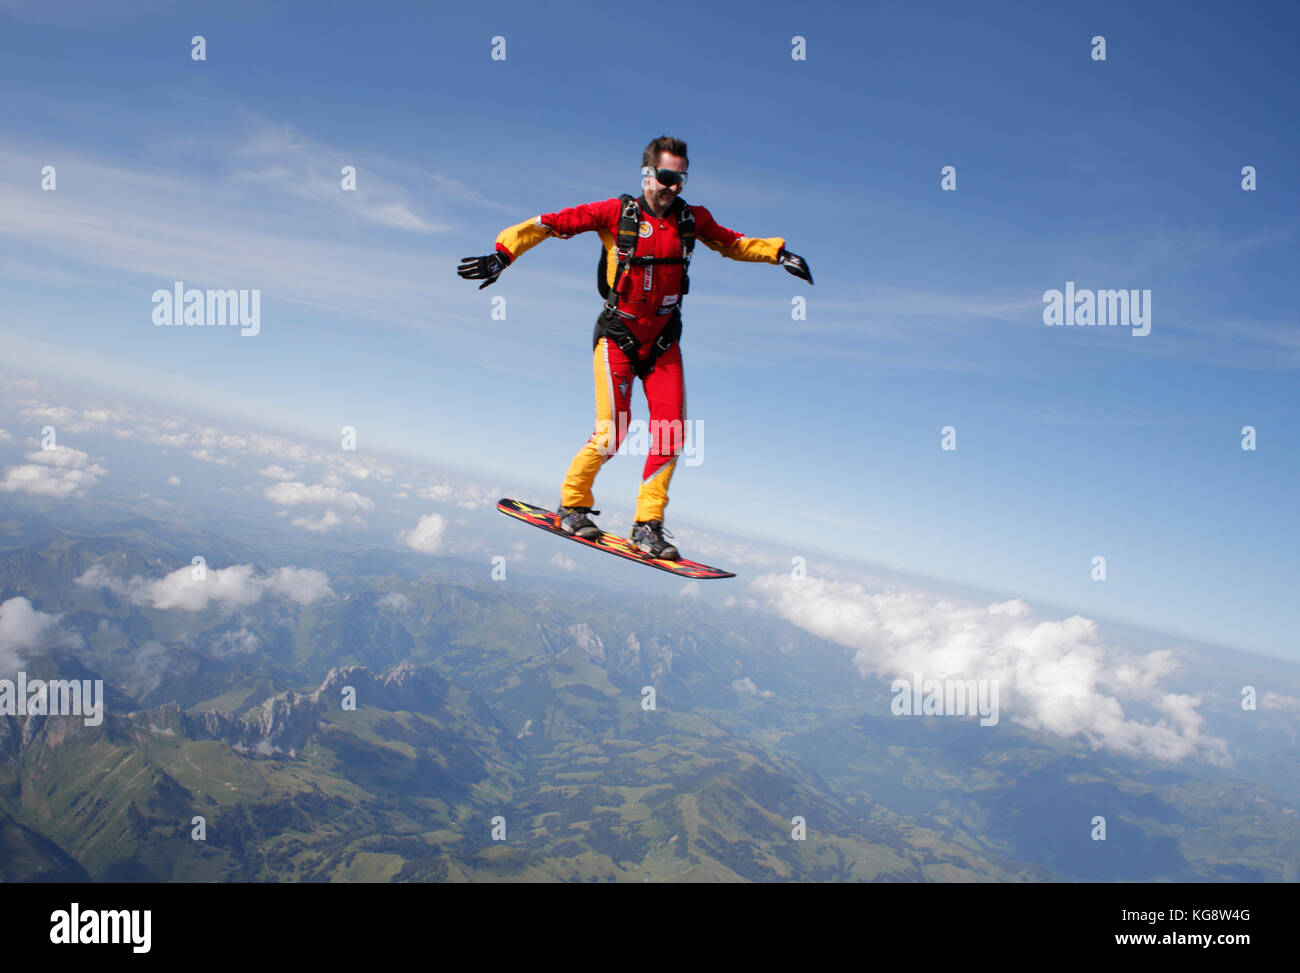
left=638, top=221, right=653, bottom=238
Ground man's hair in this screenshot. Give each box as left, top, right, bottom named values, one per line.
left=643, top=135, right=688, bottom=168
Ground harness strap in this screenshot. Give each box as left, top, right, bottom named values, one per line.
left=602, top=195, right=643, bottom=309
left=593, top=308, right=682, bottom=380
left=593, top=193, right=694, bottom=377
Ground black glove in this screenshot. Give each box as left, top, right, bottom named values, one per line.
left=457, top=250, right=511, bottom=289
left=778, top=249, right=813, bottom=285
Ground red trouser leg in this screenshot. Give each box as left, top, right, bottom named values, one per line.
left=635, top=342, right=684, bottom=523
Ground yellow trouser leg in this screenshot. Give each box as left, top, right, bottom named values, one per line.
left=635, top=457, right=677, bottom=523
left=561, top=339, right=617, bottom=508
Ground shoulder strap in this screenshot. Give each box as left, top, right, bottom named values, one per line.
left=598, top=194, right=642, bottom=305
left=673, top=198, right=694, bottom=296
left=616, top=193, right=642, bottom=258
left=672, top=197, right=695, bottom=256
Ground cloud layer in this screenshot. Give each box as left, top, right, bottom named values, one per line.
left=752, top=575, right=1229, bottom=764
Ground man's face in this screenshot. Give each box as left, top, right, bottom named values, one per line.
left=643, top=151, right=688, bottom=209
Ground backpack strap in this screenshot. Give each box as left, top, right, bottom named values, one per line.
left=597, top=194, right=643, bottom=308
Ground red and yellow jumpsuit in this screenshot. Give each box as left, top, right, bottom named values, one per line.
left=495, top=195, right=785, bottom=523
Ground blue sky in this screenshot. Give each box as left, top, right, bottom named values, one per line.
left=1, top=0, right=1297, bottom=658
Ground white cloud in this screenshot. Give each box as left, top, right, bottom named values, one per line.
left=259, top=464, right=299, bottom=481
left=0, top=596, right=58, bottom=675
left=262, top=567, right=335, bottom=604
left=0, top=137, right=467, bottom=347
left=13, top=404, right=135, bottom=435
left=230, top=123, right=443, bottom=233
left=398, top=513, right=447, bottom=554
left=243, top=434, right=316, bottom=464
left=454, top=485, right=499, bottom=510
left=188, top=448, right=237, bottom=467
left=167, top=475, right=181, bottom=486
left=378, top=592, right=409, bottom=611
left=125, top=639, right=180, bottom=696
left=211, top=627, right=261, bottom=657
left=669, top=528, right=779, bottom=568
left=548, top=551, right=578, bottom=571
left=336, top=457, right=394, bottom=482
left=16, top=403, right=76, bottom=425
left=367, top=200, right=436, bottom=232
left=264, top=480, right=375, bottom=512
left=751, top=575, right=1230, bottom=764
left=416, top=480, right=499, bottom=509
left=1262, top=693, right=1300, bottom=712
left=0, top=464, right=99, bottom=497
left=0, top=445, right=106, bottom=498
left=291, top=510, right=344, bottom=533
left=24, top=444, right=95, bottom=469
left=732, top=676, right=774, bottom=699
left=75, top=562, right=333, bottom=611
left=417, top=484, right=454, bottom=502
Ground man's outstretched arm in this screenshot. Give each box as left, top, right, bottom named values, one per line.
left=457, top=199, right=620, bottom=289
left=693, top=205, right=813, bottom=285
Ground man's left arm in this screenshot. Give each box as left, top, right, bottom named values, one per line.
left=693, top=206, right=812, bottom=283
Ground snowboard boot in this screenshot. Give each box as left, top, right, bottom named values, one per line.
left=631, top=520, right=679, bottom=560
left=557, top=505, right=602, bottom=540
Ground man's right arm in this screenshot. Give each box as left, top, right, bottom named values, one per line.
left=459, top=199, right=619, bottom=289
left=495, top=198, right=621, bottom=262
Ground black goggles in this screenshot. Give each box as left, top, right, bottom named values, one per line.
left=642, top=165, right=688, bottom=188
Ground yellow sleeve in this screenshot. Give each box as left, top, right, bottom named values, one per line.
left=495, top=217, right=553, bottom=262
left=701, top=235, right=786, bottom=263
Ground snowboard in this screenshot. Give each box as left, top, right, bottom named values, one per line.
left=496, top=499, right=735, bottom=579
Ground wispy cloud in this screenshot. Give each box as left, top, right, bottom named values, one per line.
left=228, top=123, right=444, bottom=233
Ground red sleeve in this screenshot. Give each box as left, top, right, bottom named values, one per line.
left=690, top=203, right=786, bottom=263
left=690, top=205, right=744, bottom=248
left=537, top=198, right=622, bottom=238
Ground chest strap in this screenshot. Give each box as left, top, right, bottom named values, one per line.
left=597, top=194, right=696, bottom=311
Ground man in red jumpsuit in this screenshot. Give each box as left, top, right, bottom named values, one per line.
left=458, top=136, right=812, bottom=560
